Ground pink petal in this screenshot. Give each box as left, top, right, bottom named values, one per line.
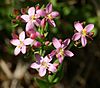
left=72, top=33, right=81, bottom=41
left=24, top=38, right=33, bottom=45
left=52, top=37, right=61, bottom=49
left=48, top=19, right=56, bottom=27
left=21, top=45, right=26, bottom=54
left=33, top=19, right=41, bottom=26
left=39, top=67, right=46, bottom=77
left=74, top=22, right=83, bottom=32
left=64, top=50, right=74, bottom=57
left=28, top=7, right=35, bottom=16
left=48, top=64, right=57, bottom=72
left=49, top=50, right=56, bottom=57
left=21, top=15, right=30, bottom=22
left=14, top=47, right=20, bottom=55
left=19, top=31, right=25, bottom=41
left=30, top=62, right=40, bottom=69
left=35, top=54, right=42, bottom=62
left=46, top=3, right=52, bottom=13
left=57, top=53, right=64, bottom=63
left=10, top=39, right=20, bottom=46
left=85, top=24, right=94, bottom=33
left=44, top=56, right=52, bottom=63
left=81, top=35, right=87, bottom=47
left=26, top=21, right=35, bottom=31
left=34, top=14, right=40, bottom=18
left=62, top=38, right=70, bottom=48
left=36, top=9, right=46, bottom=16
left=50, top=11, right=59, bottom=18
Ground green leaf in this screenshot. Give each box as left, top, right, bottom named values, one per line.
left=35, top=78, right=50, bottom=88
left=41, top=4, right=45, bottom=9
left=12, top=24, right=18, bottom=28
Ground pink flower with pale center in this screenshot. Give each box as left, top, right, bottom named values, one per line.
left=10, top=31, right=33, bottom=55
left=30, top=54, right=57, bottom=77
left=21, top=7, right=41, bottom=31
left=72, top=22, right=94, bottom=47
left=37, top=3, right=59, bottom=27
left=52, top=38, right=74, bottom=63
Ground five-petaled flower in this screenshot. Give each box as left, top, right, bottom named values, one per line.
left=10, top=31, right=33, bottom=55
left=72, top=22, right=94, bottom=47
left=52, top=38, right=74, bottom=63
left=37, top=3, right=59, bottom=27
left=21, top=7, right=41, bottom=31
left=30, top=54, right=57, bottom=77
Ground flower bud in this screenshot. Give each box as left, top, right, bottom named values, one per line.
left=41, top=18, right=46, bottom=29
left=45, top=41, right=50, bottom=46
left=16, top=16, right=21, bottom=20
left=34, top=41, right=41, bottom=47
left=36, top=5, right=40, bottom=10
left=21, top=8, right=27, bottom=14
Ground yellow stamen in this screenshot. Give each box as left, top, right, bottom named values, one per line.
left=82, top=29, right=87, bottom=36
left=31, top=15, right=35, bottom=20
left=18, top=41, right=24, bottom=48
left=59, top=48, right=64, bottom=56
left=47, top=14, right=53, bottom=19
left=41, top=61, right=48, bottom=68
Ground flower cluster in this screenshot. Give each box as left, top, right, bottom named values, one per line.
left=10, top=3, right=94, bottom=77
left=21, top=2, right=59, bottom=32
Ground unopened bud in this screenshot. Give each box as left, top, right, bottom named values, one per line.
left=21, top=8, right=27, bottom=14
left=41, top=18, right=46, bottom=29
left=40, top=34, right=45, bottom=39
left=45, top=41, right=50, bottom=46
left=11, top=32, right=18, bottom=39
left=34, top=41, right=41, bottom=47
left=13, top=9, right=19, bottom=16
left=16, top=16, right=21, bottom=20
left=30, top=33, right=37, bottom=39
left=89, top=32, right=94, bottom=37
left=36, top=5, right=40, bottom=10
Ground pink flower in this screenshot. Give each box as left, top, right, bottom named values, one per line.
left=37, top=3, right=59, bottom=27
left=21, top=7, right=41, bottom=31
left=26, top=28, right=41, bottom=39
left=30, top=54, right=57, bottom=77
left=52, top=38, right=74, bottom=63
left=72, top=22, right=94, bottom=47
left=10, top=31, right=33, bottom=55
